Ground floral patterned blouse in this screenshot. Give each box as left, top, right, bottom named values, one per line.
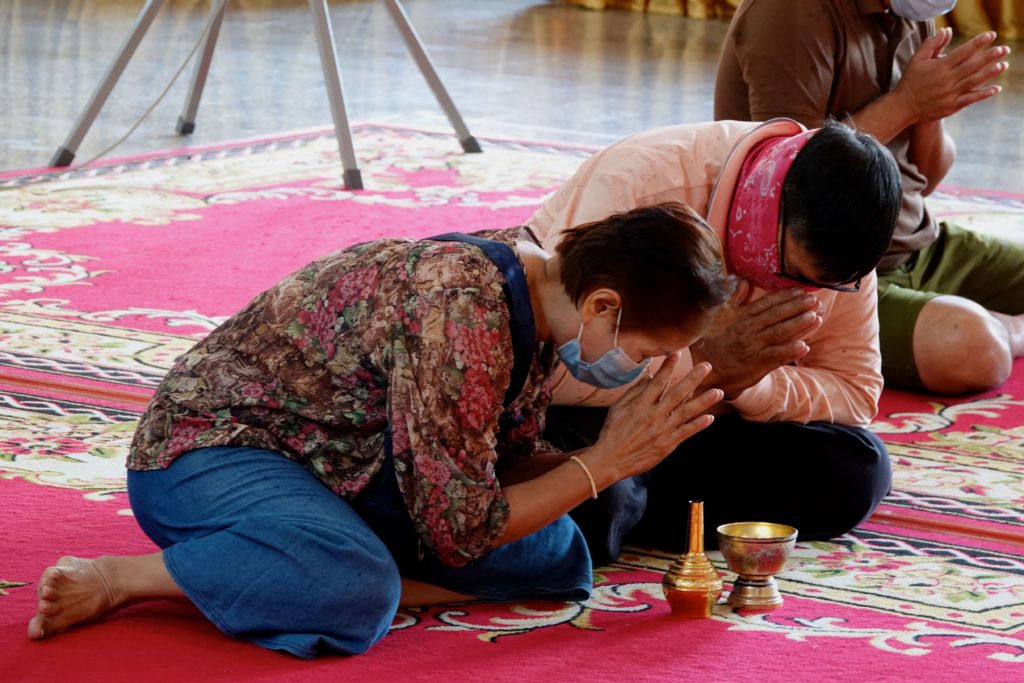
left=128, top=228, right=556, bottom=566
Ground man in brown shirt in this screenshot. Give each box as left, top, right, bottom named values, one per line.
left=716, top=0, right=1022, bottom=394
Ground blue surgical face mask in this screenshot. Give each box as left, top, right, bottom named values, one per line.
left=557, top=309, right=652, bottom=389
left=889, top=0, right=957, bottom=21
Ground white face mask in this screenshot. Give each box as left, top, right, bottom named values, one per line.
left=889, top=0, right=957, bottom=21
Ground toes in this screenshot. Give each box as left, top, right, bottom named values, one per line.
left=39, top=582, right=58, bottom=601
left=37, top=565, right=69, bottom=596
left=37, top=568, right=59, bottom=599
left=29, top=557, right=105, bottom=641
left=27, top=615, right=47, bottom=640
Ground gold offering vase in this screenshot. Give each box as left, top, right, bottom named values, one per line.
left=662, top=500, right=723, bottom=618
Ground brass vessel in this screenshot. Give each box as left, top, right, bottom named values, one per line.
left=662, top=500, right=723, bottom=618
left=716, top=521, right=798, bottom=610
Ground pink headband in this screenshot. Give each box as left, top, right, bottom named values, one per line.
left=725, top=128, right=818, bottom=292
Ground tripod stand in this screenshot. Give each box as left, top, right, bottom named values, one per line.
left=49, top=0, right=481, bottom=190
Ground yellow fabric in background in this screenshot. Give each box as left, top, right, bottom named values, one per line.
left=559, top=0, right=739, bottom=18
left=943, top=0, right=1022, bottom=38
left=561, top=0, right=1022, bottom=37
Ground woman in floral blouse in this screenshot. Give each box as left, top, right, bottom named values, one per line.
left=29, top=202, right=731, bottom=657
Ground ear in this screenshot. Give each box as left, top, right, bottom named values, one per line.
left=579, top=288, right=622, bottom=323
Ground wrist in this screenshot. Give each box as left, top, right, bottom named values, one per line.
left=721, top=386, right=743, bottom=401
left=884, top=88, right=920, bottom=130
left=698, top=370, right=740, bottom=401
left=911, top=118, right=943, bottom=138
left=575, top=445, right=620, bottom=492
left=569, top=455, right=599, bottom=500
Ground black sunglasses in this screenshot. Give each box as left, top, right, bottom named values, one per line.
left=774, top=205, right=861, bottom=293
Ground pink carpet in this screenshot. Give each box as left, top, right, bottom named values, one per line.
left=1, top=124, right=1022, bottom=681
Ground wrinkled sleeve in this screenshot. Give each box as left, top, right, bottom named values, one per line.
left=733, top=0, right=839, bottom=126
left=386, top=282, right=517, bottom=567
left=727, top=272, right=883, bottom=426
left=534, top=172, right=643, bottom=252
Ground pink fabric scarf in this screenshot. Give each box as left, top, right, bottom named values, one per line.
left=725, top=129, right=818, bottom=292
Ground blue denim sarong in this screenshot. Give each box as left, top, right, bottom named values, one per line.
left=127, top=446, right=592, bottom=659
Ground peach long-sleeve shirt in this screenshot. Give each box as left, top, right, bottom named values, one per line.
left=528, top=119, right=882, bottom=427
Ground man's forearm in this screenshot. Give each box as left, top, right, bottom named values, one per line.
left=847, top=90, right=917, bottom=145
left=909, top=119, right=955, bottom=194
left=728, top=364, right=881, bottom=427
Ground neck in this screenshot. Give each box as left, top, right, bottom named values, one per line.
left=518, top=241, right=575, bottom=346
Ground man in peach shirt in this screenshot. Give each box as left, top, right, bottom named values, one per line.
left=533, top=119, right=902, bottom=562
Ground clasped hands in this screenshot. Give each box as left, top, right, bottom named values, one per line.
left=690, top=280, right=821, bottom=399
left=894, top=27, right=1010, bottom=123
left=595, top=281, right=820, bottom=479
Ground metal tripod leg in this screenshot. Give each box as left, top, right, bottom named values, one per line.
left=383, top=0, right=481, bottom=153
left=176, top=0, right=229, bottom=135
left=309, top=0, right=363, bottom=190
left=50, top=0, right=167, bottom=167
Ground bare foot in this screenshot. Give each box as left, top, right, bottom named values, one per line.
left=27, top=556, right=124, bottom=640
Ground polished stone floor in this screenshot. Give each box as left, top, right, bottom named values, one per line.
left=1, top=0, right=1021, bottom=189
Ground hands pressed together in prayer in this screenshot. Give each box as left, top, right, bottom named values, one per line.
left=587, top=282, right=820, bottom=480
left=502, top=355, right=725, bottom=542
left=690, top=282, right=821, bottom=399
left=501, top=286, right=822, bottom=543
left=894, top=28, right=1010, bottom=124
left=857, top=27, right=1010, bottom=148
left=592, top=355, right=722, bottom=482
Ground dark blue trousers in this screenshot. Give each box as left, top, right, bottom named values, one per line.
left=128, top=446, right=591, bottom=658
left=545, top=408, right=892, bottom=565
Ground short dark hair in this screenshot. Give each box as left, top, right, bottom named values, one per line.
left=555, top=202, right=734, bottom=333
left=783, top=120, right=902, bottom=284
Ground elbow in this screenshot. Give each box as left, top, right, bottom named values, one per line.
left=923, top=134, right=956, bottom=195
left=848, top=378, right=882, bottom=427
left=942, top=133, right=957, bottom=172
left=852, top=393, right=880, bottom=428
left=935, top=134, right=956, bottom=186
left=433, top=536, right=489, bottom=568
left=850, top=361, right=883, bottom=425
left=822, top=370, right=881, bottom=428
left=429, top=512, right=508, bottom=568
left=937, top=135, right=954, bottom=174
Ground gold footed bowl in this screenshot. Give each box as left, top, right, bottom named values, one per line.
left=716, top=521, right=798, bottom=610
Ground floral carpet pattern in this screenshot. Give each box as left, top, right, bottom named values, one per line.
left=871, top=393, right=1024, bottom=540
left=1, top=125, right=1022, bottom=681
